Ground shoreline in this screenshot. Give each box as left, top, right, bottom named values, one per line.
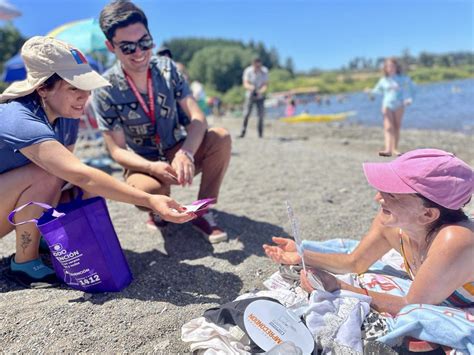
left=260, top=77, right=474, bottom=133
left=0, top=116, right=472, bottom=352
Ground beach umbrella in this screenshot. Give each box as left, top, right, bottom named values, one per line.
left=1, top=52, right=25, bottom=82
left=0, top=0, right=21, bottom=20
left=46, top=18, right=107, bottom=54
left=1, top=52, right=103, bottom=83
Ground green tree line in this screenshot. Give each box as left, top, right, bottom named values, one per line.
left=0, top=23, right=26, bottom=92
left=338, top=49, right=474, bottom=72
left=1, top=24, right=473, bottom=106
left=161, top=37, right=287, bottom=93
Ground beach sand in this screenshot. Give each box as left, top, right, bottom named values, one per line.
left=0, top=117, right=473, bottom=352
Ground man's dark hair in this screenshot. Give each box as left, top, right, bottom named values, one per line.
left=99, top=0, right=150, bottom=41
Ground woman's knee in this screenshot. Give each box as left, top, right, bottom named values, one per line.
left=16, top=164, right=64, bottom=197
left=33, top=167, right=64, bottom=193
left=384, top=125, right=395, bottom=134
left=394, top=109, right=404, bottom=124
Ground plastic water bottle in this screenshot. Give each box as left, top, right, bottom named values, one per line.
left=264, top=341, right=303, bottom=355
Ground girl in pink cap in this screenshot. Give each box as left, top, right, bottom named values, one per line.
left=263, top=149, right=473, bottom=315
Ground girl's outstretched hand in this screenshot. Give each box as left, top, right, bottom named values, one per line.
left=149, top=195, right=196, bottom=223
left=263, top=236, right=301, bottom=265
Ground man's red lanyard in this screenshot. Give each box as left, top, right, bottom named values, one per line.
left=123, top=69, right=160, bottom=145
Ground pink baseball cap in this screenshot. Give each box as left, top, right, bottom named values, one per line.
left=363, top=149, right=473, bottom=210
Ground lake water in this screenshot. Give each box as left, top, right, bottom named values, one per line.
left=268, top=78, right=474, bottom=133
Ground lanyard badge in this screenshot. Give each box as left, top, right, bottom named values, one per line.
left=124, top=69, right=160, bottom=147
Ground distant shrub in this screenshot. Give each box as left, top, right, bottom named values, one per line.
left=342, top=75, right=354, bottom=84
left=222, top=85, right=245, bottom=106
left=319, top=72, right=338, bottom=84
left=0, top=82, right=8, bottom=93
left=440, top=71, right=460, bottom=80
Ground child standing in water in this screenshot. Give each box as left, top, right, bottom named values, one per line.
left=285, top=97, right=296, bottom=117
left=370, top=58, right=415, bottom=157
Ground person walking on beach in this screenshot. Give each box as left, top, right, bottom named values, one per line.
left=369, top=57, right=415, bottom=157
left=93, top=0, right=231, bottom=243
left=0, top=36, right=194, bottom=287
left=239, top=57, right=268, bottom=138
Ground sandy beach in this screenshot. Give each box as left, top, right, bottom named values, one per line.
left=0, top=117, right=473, bottom=352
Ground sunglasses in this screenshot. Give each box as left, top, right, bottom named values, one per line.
left=113, top=37, right=154, bottom=55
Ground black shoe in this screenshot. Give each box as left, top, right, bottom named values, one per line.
left=4, top=264, right=61, bottom=289
left=39, top=236, right=50, bottom=254
left=237, top=133, right=245, bottom=138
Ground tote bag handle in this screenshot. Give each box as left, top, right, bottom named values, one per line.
left=8, top=201, right=65, bottom=226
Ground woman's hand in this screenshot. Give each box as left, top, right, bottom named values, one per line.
left=300, top=269, right=340, bottom=293
left=148, top=195, right=195, bottom=223
left=263, top=236, right=301, bottom=265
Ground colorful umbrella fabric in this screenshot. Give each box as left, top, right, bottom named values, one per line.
left=0, top=0, right=21, bottom=20
left=1, top=53, right=25, bottom=82
left=46, top=18, right=107, bottom=54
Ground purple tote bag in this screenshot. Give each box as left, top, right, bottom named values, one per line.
left=9, top=191, right=133, bottom=292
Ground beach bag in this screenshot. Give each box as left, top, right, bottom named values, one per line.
left=8, top=190, right=133, bottom=293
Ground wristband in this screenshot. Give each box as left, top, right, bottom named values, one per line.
left=178, top=148, right=194, bottom=164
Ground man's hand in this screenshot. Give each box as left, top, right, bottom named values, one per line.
left=171, top=150, right=195, bottom=186
left=263, top=236, right=301, bottom=265
left=148, top=161, right=179, bottom=185
left=148, top=195, right=196, bottom=223
left=245, top=83, right=256, bottom=92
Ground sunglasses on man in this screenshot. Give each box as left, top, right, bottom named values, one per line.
left=113, top=36, right=154, bottom=55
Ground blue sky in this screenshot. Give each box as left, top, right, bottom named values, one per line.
left=4, top=0, right=473, bottom=71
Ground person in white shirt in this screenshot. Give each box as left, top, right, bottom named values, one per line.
left=239, top=57, right=269, bottom=138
